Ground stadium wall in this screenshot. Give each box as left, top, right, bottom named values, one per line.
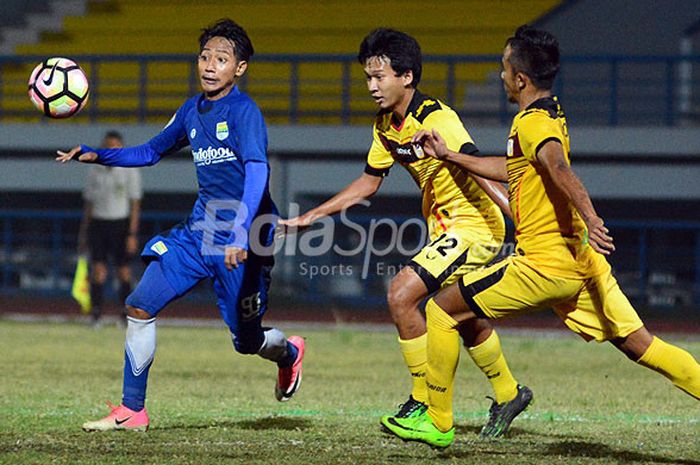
left=0, top=124, right=699, bottom=204
left=538, top=0, right=700, bottom=55
left=536, top=0, right=700, bottom=125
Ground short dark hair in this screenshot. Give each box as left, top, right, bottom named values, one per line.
left=199, top=18, right=254, bottom=62
left=104, top=130, right=123, bottom=142
left=358, top=28, right=422, bottom=88
left=505, top=25, right=560, bottom=90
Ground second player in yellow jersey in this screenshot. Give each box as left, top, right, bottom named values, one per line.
left=366, top=90, right=505, bottom=290
left=282, top=28, right=530, bottom=437
left=383, top=25, right=700, bottom=449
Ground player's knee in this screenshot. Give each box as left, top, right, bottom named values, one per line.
left=387, top=274, right=420, bottom=315
left=126, top=305, right=153, bottom=320
left=458, top=317, right=494, bottom=347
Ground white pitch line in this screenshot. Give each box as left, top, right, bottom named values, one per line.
left=2, top=312, right=699, bottom=340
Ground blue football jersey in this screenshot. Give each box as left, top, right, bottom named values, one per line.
left=85, top=86, right=278, bottom=247
left=153, top=87, right=277, bottom=232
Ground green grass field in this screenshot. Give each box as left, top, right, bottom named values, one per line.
left=1, top=319, right=698, bottom=465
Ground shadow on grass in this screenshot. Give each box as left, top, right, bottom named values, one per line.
left=541, top=441, right=700, bottom=465
left=236, top=416, right=312, bottom=431
left=155, top=416, right=312, bottom=432
left=454, top=424, right=482, bottom=435
left=454, top=424, right=532, bottom=438
left=444, top=439, right=700, bottom=465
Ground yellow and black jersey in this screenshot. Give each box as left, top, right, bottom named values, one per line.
left=365, top=91, right=503, bottom=237
left=506, top=96, right=605, bottom=278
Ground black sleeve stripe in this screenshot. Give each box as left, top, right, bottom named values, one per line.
left=535, top=137, right=562, bottom=156
left=414, top=101, right=441, bottom=123
left=364, top=163, right=390, bottom=177
left=457, top=143, right=506, bottom=158
left=459, top=142, right=479, bottom=155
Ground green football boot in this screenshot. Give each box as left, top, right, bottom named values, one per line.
left=479, top=384, right=533, bottom=438
left=382, top=411, right=454, bottom=449
left=380, top=395, right=427, bottom=426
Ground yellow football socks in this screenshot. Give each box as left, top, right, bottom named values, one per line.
left=425, top=298, right=461, bottom=432
left=398, top=333, right=428, bottom=404
left=637, top=336, right=700, bottom=400
left=467, top=330, right=519, bottom=403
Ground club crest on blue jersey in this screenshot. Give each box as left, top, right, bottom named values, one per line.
left=216, top=121, right=229, bottom=141
left=150, top=240, right=168, bottom=255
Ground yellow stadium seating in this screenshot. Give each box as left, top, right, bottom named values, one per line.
left=6, top=0, right=561, bottom=123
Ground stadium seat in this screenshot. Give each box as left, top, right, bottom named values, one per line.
left=3, top=0, right=561, bottom=122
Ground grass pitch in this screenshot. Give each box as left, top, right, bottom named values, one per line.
left=0, top=319, right=698, bottom=465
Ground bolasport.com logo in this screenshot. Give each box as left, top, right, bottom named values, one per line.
left=192, top=199, right=513, bottom=280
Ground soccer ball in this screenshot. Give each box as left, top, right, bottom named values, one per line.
left=28, top=57, right=89, bottom=118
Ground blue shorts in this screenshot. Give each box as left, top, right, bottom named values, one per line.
left=125, top=224, right=273, bottom=353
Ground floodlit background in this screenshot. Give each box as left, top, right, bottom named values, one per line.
left=0, top=0, right=699, bottom=325
left=1, top=2, right=700, bottom=464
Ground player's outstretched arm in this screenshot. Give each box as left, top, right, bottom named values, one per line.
left=280, top=173, right=383, bottom=229
left=413, top=129, right=508, bottom=182
left=56, top=146, right=97, bottom=163
left=537, top=140, right=614, bottom=255
left=58, top=143, right=162, bottom=167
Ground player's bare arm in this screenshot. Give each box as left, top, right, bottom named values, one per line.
left=413, top=129, right=508, bottom=182
left=470, top=175, right=512, bottom=220
left=56, top=146, right=97, bottom=163
left=280, top=173, right=383, bottom=229
left=536, top=140, right=614, bottom=255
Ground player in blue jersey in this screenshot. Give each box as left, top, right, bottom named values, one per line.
left=57, top=19, right=305, bottom=432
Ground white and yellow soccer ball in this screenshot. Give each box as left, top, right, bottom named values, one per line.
left=28, top=57, right=89, bottom=118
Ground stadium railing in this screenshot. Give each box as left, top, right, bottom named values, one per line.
left=1, top=209, right=699, bottom=311
left=1, top=54, right=700, bottom=125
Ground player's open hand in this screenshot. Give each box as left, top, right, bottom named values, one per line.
left=411, top=129, right=449, bottom=160
left=585, top=216, right=615, bottom=255
left=224, top=246, right=248, bottom=270
left=56, top=146, right=97, bottom=163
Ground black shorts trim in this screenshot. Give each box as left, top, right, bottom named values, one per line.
left=408, top=247, right=470, bottom=295
left=435, top=247, right=470, bottom=284
left=457, top=264, right=508, bottom=319
left=364, top=163, right=390, bottom=177
left=407, top=262, right=441, bottom=294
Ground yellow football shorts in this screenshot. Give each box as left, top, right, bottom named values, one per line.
left=457, top=254, right=644, bottom=342
left=410, top=226, right=503, bottom=294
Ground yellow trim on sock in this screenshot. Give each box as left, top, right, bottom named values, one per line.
left=638, top=336, right=700, bottom=400
left=467, top=331, right=519, bottom=403
left=398, top=333, right=428, bottom=404
left=427, top=300, right=459, bottom=329
left=425, top=298, right=460, bottom=432
left=398, top=333, right=427, bottom=352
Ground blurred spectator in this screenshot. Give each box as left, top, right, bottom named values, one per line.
left=77, top=131, right=142, bottom=327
